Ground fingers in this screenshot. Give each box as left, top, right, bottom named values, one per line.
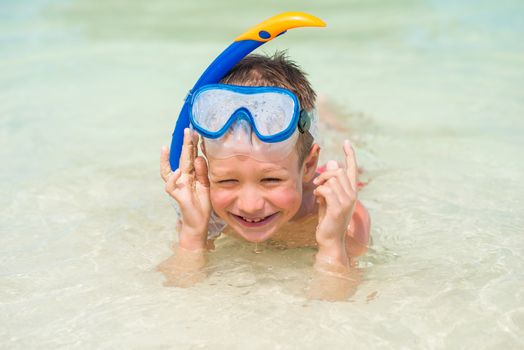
left=343, top=140, right=358, bottom=192
left=191, top=129, right=200, bottom=148
left=160, top=146, right=172, bottom=182
left=194, top=156, right=210, bottom=188
left=314, top=177, right=355, bottom=221
left=314, top=148, right=357, bottom=218
left=314, top=180, right=342, bottom=215
left=165, top=168, right=182, bottom=198
left=314, top=167, right=352, bottom=197
left=314, top=140, right=358, bottom=194
left=180, top=128, right=196, bottom=174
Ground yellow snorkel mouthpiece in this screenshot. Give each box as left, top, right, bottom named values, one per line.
left=234, top=12, right=326, bottom=42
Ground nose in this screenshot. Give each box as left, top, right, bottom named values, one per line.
left=236, top=184, right=265, bottom=215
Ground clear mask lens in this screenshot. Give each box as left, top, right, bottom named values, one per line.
left=191, top=85, right=298, bottom=141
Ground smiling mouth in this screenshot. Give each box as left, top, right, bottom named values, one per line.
left=230, top=212, right=280, bottom=228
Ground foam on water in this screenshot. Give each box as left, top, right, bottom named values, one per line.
left=1, top=0, right=523, bottom=348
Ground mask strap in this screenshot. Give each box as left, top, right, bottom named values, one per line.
left=298, top=110, right=311, bottom=134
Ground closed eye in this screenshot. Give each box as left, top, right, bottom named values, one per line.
left=262, top=178, right=282, bottom=183
left=217, top=179, right=238, bottom=184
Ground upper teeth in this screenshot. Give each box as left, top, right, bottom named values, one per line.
left=243, top=217, right=262, bottom=223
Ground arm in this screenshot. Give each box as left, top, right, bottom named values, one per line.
left=156, top=242, right=207, bottom=288
left=308, top=141, right=364, bottom=300
left=157, top=129, right=211, bottom=287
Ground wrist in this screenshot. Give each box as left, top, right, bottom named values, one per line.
left=178, top=225, right=208, bottom=251
left=172, top=243, right=207, bottom=263
left=316, top=240, right=349, bottom=270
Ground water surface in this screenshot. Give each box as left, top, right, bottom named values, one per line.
left=1, top=0, right=523, bottom=348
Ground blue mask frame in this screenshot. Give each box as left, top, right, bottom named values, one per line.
left=189, top=84, right=301, bottom=143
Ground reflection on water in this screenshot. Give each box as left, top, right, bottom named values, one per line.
left=1, top=0, right=524, bottom=348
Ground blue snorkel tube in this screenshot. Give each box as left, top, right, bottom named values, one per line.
left=169, top=12, right=326, bottom=170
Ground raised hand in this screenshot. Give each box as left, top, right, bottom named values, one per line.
left=160, top=128, right=211, bottom=250
left=313, top=140, right=358, bottom=269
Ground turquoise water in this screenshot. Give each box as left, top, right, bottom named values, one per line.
left=1, top=0, right=523, bottom=348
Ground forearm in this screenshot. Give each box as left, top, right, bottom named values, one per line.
left=156, top=222, right=209, bottom=288
left=316, top=240, right=349, bottom=271
left=157, top=243, right=208, bottom=288
left=173, top=223, right=208, bottom=272
left=307, top=269, right=360, bottom=302
left=171, top=243, right=207, bottom=272
left=310, top=236, right=363, bottom=301
left=308, top=252, right=360, bottom=301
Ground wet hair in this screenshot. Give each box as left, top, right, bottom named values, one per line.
left=219, top=51, right=316, bottom=165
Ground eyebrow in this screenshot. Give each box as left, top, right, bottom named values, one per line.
left=260, top=166, right=287, bottom=173
left=210, top=165, right=287, bottom=177
left=209, top=171, right=229, bottom=178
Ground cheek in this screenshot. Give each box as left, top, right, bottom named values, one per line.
left=209, top=187, right=234, bottom=212
left=269, top=184, right=302, bottom=211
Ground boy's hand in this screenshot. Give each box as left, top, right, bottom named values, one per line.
left=160, top=128, right=211, bottom=251
left=313, top=140, right=358, bottom=269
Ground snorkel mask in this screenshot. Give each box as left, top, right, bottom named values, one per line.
left=189, top=84, right=316, bottom=161
left=169, top=12, right=325, bottom=169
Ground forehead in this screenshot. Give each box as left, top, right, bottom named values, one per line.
left=208, top=153, right=299, bottom=176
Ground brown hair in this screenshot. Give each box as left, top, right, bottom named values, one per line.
left=220, top=51, right=316, bottom=165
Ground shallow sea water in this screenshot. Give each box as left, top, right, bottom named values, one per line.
left=1, top=0, right=523, bottom=348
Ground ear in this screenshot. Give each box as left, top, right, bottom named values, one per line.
left=302, top=143, right=320, bottom=183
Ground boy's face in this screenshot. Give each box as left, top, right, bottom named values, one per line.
left=207, top=150, right=304, bottom=242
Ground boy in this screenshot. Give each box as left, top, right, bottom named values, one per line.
left=159, top=53, right=370, bottom=296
